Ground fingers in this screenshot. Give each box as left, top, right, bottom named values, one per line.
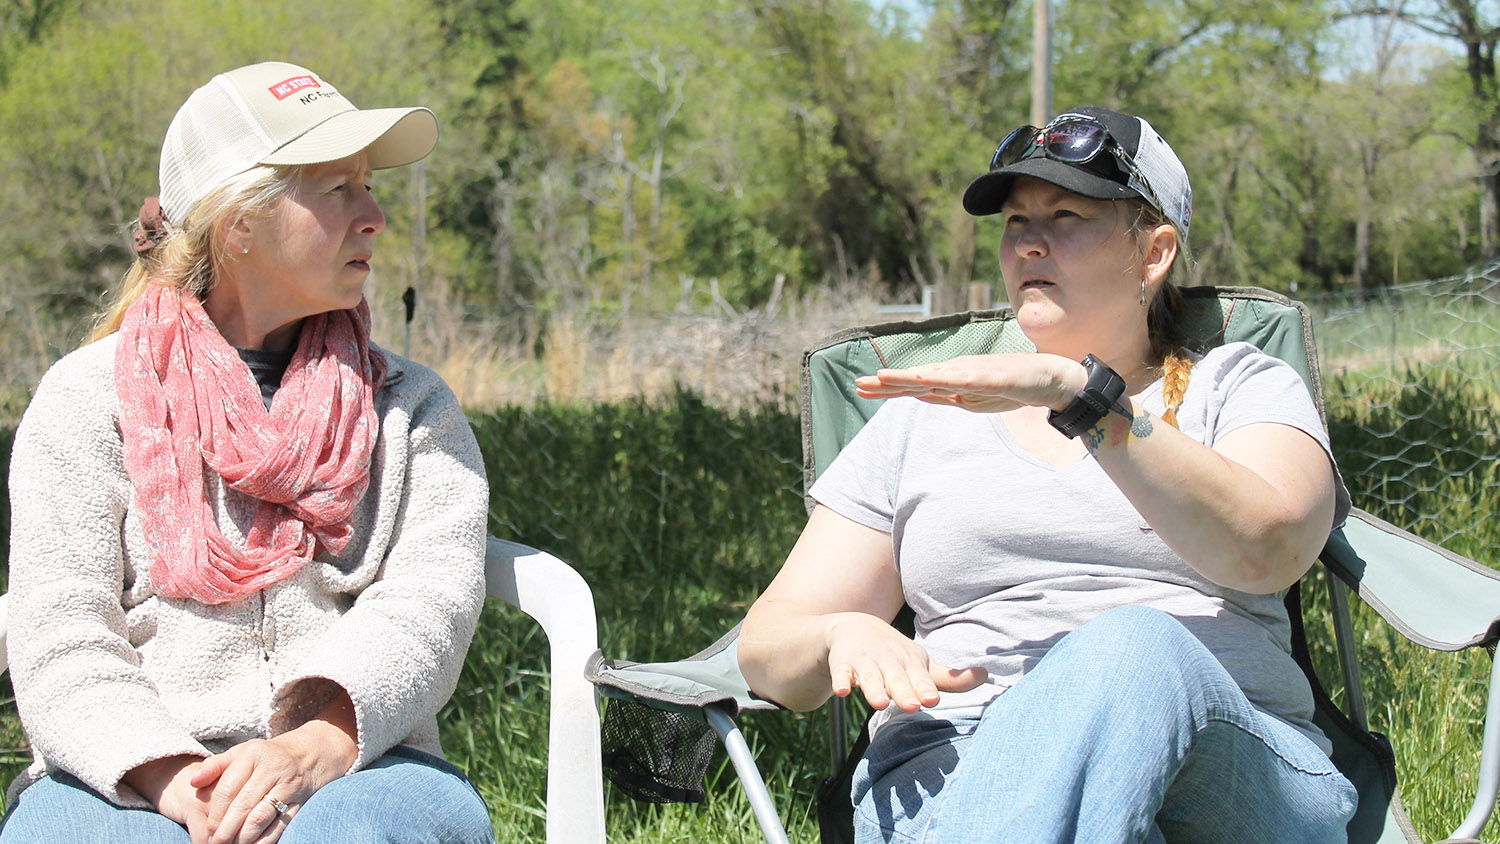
left=206, top=750, right=255, bottom=832
left=854, top=360, right=1036, bottom=413
left=204, top=742, right=301, bottom=844
left=190, top=754, right=228, bottom=790
left=235, top=795, right=291, bottom=844
left=831, top=654, right=947, bottom=714
left=831, top=663, right=855, bottom=699
left=247, top=814, right=290, bottom=844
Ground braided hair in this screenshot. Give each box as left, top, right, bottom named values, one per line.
left=1132, top=201, right=1195, bottom=428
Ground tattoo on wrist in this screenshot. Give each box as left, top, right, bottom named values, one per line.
left=1081, top=424, right=1107, bottom=452
left=1082, top=399, right=1153, bottom=453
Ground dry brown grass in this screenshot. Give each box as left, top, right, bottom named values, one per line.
left=371, top=277, right=909, bottom=410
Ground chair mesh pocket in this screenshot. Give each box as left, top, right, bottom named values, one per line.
left=600, top=697, right=717, bottom=803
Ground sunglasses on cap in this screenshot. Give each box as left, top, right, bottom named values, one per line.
left=988, top=114, right=1165, bottom=214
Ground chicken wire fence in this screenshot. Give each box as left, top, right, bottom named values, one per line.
left=1307, top=260, right=1500, bottom=563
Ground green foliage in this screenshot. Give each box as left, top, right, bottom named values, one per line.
left=5, top=0, right=1499, bottom=377
left=1328, top=363, right=1500, bottom=563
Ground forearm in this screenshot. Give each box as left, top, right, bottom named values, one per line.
left=1082, top=399, right=1333, bottom=592
left=739, top=601, right=844, bottom=711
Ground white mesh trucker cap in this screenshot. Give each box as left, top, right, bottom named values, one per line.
left=963, top=106, right=1193, bottom=236
left=158, top=61, right=438, bottom=222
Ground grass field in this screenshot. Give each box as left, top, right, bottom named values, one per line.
left=0, top=368, right=1497, bottom=842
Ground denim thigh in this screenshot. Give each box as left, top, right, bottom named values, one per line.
left=0, top=771, right=192, bottom=844
left=0, top=746, right=494, bottom=844
left=851, top=713, right=981, bottom=844
left=282, top=746, right=494, bottom=844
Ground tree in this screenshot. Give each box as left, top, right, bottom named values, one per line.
left=1344, top=0, right=1500, bottom=256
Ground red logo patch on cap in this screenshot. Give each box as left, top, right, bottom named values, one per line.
left=268, top=75, right=320, bottom=101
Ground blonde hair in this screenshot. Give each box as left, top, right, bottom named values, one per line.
left=89, top=165, right=301, bottom=342
left=1130, top=200, right=1195, bottom=428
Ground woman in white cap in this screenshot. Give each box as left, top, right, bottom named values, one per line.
left=739, top=106, right=1359, bottom=843
left=2, top=62, right=492, bottom=844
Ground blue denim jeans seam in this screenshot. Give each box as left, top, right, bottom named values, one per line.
left=1199, top=716, right=1341, bottom=777
left=852, top=805, right=925, bottom=844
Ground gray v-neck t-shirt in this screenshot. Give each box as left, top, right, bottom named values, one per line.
left=810, top=342, right=1349, bottom=753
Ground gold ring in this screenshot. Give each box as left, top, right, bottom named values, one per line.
left=265, top=795, right=290, bottom=817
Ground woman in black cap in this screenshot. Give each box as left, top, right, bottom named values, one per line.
left=739, top=107, right=1358, bottom=843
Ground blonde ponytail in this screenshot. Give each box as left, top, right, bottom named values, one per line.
left=88, top=165, right=301, bottom=343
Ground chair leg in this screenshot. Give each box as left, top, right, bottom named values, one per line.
left=1328, top=575, right=1370, bottom=731
left=705, top=705, right=793, bottom=844
left=1447, top=649, right=1500, bottom=840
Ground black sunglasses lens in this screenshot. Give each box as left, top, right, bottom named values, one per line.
left=990, top=126, right=1038, bottom=170
left=1040, top=119, right=1107, bottom=163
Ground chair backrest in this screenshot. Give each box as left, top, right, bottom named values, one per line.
left=800, top=286, right=1321, bottom=498
left=797, top=286, right=1415, bottom=844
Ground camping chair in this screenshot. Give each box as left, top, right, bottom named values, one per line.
left=588, top=285, right=1500, bottom=844
left=0, top=538, right=607, bottom=844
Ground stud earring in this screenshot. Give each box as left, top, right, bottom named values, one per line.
left=241, top=244, right=250, bottom=255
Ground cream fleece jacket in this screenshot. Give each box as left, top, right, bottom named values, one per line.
left=5, top=334, right=488, bottom=808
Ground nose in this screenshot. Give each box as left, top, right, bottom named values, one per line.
left=357, top=189, right=386, bottom=236
left=1009, top=218, right=1048, bottom=258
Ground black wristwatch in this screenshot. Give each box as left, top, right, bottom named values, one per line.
left=1047, top=354, right=1128, bottom=439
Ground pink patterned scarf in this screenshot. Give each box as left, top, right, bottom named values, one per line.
left=114, top=283, right=388, bottom=605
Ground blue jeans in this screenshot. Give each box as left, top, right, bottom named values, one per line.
left=0, top=746, right=495, bottom=844
left=852, top=606, right=1359, bottom=844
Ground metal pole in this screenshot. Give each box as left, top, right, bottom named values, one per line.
left=705, top=706, right=792, bottom=844
left=1449, top=649, right=1500, bottom=839
left=1031, top=0, right=1052, bottom=127
left=407, top=160, right=426, bottom=361
left=402, top=287, right=415, bottom=359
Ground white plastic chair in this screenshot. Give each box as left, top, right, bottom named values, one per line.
left=0, top=537, right=607, bottom=844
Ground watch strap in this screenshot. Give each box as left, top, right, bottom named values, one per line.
left=1047, top=354, right=1128, bottom=439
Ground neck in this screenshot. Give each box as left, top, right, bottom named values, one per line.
left=202, top=269, right=305, bottom=351
left=204, top=305, right=303, bottom=350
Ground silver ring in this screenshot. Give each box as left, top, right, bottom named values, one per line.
left=265, top=796, right=290, bottom=817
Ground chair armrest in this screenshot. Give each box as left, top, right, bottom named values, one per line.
left=587, top=623, right=781, bottom=717
left=484, top=538, right=605, bottom=844
left=1322, top=509, right=1500, bottom=651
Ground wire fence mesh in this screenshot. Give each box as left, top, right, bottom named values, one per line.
left=1309, top=260, right=1500, bottom=563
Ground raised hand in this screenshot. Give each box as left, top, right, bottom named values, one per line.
left=854, top=353, right=1085, bottom=414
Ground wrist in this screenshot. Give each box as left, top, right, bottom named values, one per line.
left=1046, top=358, right=1091, bottom=412
left=277, top=687, right=359, bottom=779
left=1048, top=354, right=1128, bottom=438
left=123, top=754, right=202, bottom=809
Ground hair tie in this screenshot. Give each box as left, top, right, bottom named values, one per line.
left=133, top=197, right=169, bottom=255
